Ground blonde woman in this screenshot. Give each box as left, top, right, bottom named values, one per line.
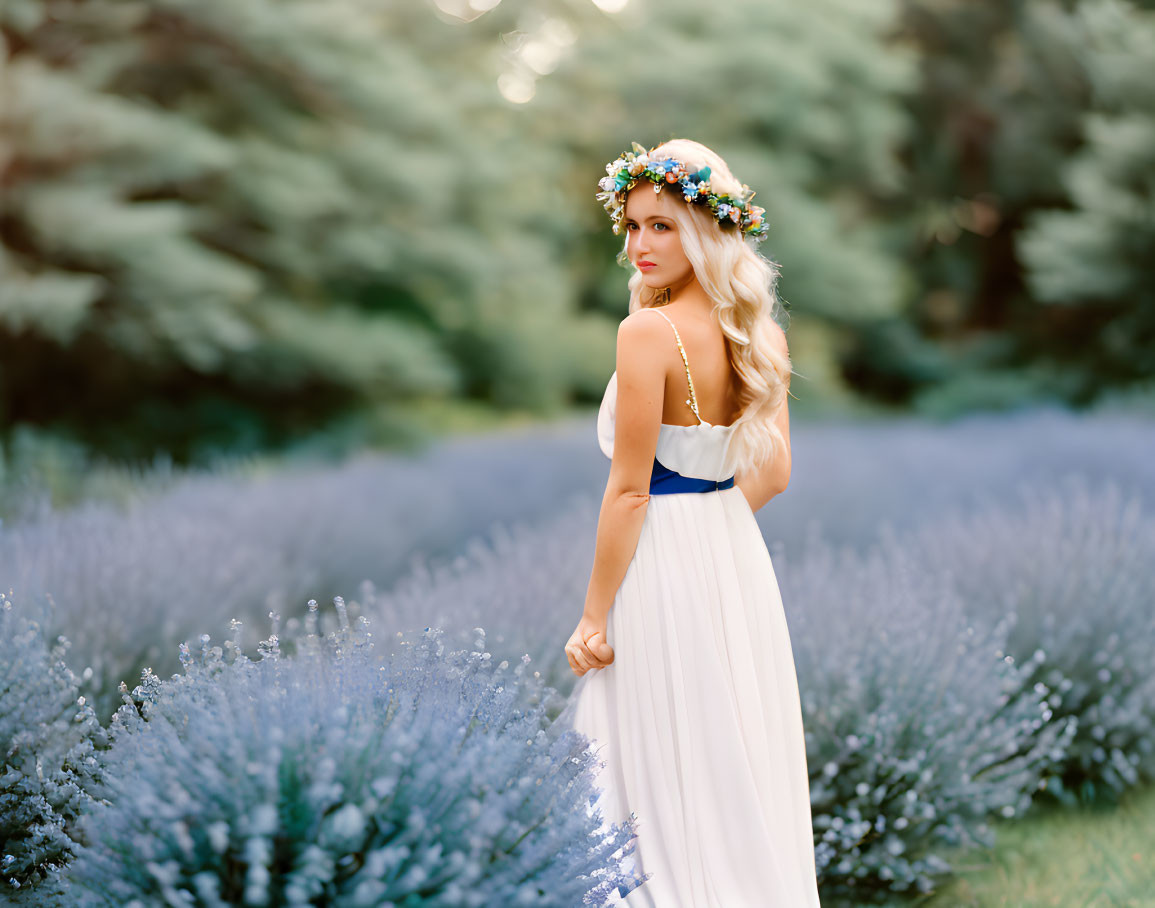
left=558, top=140, right=821, bottom=906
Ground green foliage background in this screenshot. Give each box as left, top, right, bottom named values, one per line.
left=1, top=0, right=1152, bottom=463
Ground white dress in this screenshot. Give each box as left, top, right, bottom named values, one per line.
left=559, top=307, right=821, bottom=907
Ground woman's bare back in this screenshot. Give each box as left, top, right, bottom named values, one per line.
left=644, top=303, right=741, bottom=428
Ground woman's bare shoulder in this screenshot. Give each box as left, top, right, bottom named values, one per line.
left=617, top=307, right=672, bottom=347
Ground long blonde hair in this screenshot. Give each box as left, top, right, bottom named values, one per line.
left=617, top=138, right=794, bottom=480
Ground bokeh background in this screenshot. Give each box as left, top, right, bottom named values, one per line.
left=3, top=0, right=1153, bottom=474
left=2, top=0, right=1154, bottom=905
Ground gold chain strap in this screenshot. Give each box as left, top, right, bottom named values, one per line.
left=648, top=307, right=702, bottom=424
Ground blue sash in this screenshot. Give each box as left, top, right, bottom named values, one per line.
left=650, top=457, right=736, bottom=495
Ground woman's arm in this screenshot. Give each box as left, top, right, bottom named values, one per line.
left=582, top=310, right=670, bottom=624
left=736, top=325, right=793, bottom=514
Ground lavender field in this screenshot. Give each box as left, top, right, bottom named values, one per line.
left=3, top=407, right=1154, bottom=905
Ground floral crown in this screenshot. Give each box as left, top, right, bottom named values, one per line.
left=596, top=141, right=768, bottom=243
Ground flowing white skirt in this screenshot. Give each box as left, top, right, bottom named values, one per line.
left=563, top=486, right=821, bottom=907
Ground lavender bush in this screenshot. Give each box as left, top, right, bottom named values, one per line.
left=3, top=406, right=1151, bottom=724
left=776, top=531, right=1076, bottom=902
left=0, top=595, right=104, bottom=895
left=59, top=604, right=644, bottom=907
left=903, top=475, right=1155, bottom=804
left=345, top=494, right=599, bottom=701
left=0, top=428, right=608, bottom=722
left=757, top=406, right=1155, bottom=558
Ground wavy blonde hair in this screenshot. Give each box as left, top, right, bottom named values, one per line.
left=616, top=138, right=794, bottom=480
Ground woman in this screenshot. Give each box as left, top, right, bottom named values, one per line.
left=558, top=139, right=822, bottom=906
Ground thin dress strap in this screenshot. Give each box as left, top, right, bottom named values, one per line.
left=644, top=307, right=703, bottom=425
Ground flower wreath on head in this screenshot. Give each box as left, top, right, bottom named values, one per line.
left=596, top=141, right=769, bottom=243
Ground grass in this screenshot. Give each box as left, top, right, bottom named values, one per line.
left=917, top=784, right=1155, bottom=907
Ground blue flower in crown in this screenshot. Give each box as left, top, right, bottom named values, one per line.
left=680, top=165, right=710, bottom=201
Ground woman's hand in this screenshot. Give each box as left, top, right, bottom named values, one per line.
left=565, top=613, right=615, bottom=677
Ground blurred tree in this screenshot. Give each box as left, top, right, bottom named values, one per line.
left=0, top=0, right=611, bottom=461
left=6, top=0, right=1146, bottom=462
left=1018, top=0, right=1155, bottom=399
left=859, top=0, right=1155, bottom=412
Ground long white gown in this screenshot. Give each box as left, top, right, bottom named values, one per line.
left=559, top=307, right=822, bottom=907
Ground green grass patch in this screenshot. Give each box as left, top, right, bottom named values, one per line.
left=918, top=785, right=1155, bottom=907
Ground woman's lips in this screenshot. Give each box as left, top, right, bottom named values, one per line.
left=638, top=262, right=657, bottom=271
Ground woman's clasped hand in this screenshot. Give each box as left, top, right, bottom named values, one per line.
left=564, top=613, right=615, bottom=677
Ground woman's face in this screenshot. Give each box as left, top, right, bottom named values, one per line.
left=623, top=184, right=694, bottom=292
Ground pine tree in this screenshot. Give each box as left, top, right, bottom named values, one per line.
left=1018, top=0, right=1155, bottom=396
left=0, top=0, right=604, bottom=459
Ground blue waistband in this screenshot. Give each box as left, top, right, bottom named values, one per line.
left=650, top=457, right=736, bottom=495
